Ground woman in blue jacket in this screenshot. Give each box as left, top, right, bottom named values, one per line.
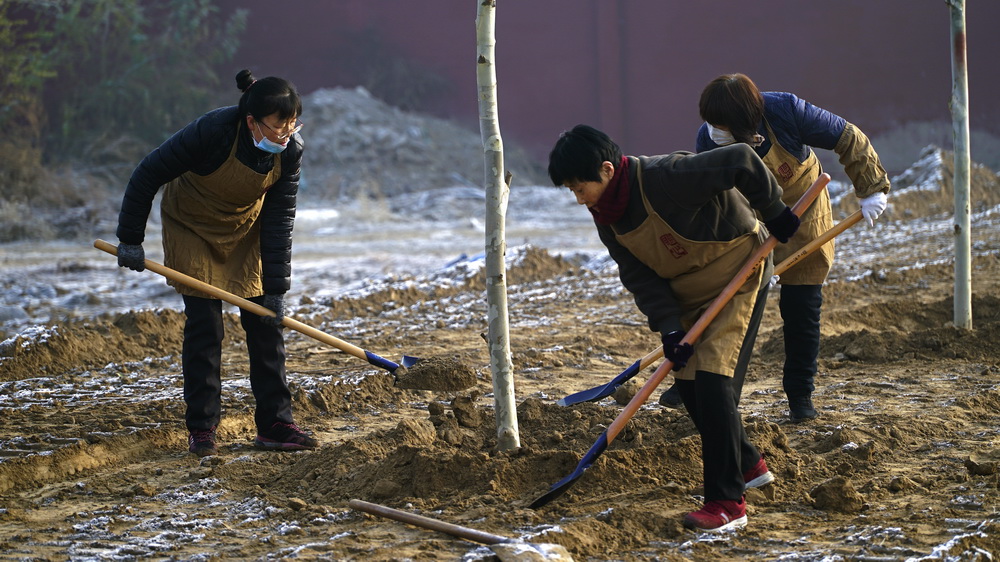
left=115, top=69, right=318, bottom=456
left=660, top=73, right=890, bottom=422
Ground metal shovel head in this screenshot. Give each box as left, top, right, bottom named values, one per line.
left=557, top=360, right=640, bottom=406
left=364, top=351, right=421, bottom=374
left=530, top=433, right=609, bottom=509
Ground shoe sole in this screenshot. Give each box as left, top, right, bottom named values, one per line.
left=684, top=514, right=748, bottom=533
left=745, top=471, right=775, bottom=489
left=254, top=438, right=314, bottom=451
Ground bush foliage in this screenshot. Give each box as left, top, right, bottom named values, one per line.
left=0, top=0, right=245, bottom=241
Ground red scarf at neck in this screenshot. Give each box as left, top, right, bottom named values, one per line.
left=589, top=156, right=630, bottom=225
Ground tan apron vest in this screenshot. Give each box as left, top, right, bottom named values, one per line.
left=160, top=123, right=281, bottom=298
left=613, top=161, right=766, bottom=379
left=761, top=121, right=834, bottom=284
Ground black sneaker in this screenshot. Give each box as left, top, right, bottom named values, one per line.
left=658, top=383, right=683, bottom=409
left=789, top=396, right=818, bottom=422
left=254, top=422, right=319, bottom=451
left=188, top=427, right=218, bottom=457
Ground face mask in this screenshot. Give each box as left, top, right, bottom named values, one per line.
left=707, top=123, right=736, bottom=146
left=254, top=122, right=289, bottom=154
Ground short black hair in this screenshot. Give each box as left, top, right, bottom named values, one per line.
left=547, top=124, right=622, bottom=186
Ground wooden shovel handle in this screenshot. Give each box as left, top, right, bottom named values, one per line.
left=775, top=210, right=862, bottom=276
left=93, top=239, right=369, bottom=361
left=636, top=206, right=859, bottom=370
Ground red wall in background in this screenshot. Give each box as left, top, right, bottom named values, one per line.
left=217, top=1, right=1000, bottom=163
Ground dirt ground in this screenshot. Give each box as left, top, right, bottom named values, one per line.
left=3, top=172, right=1000, bottom=559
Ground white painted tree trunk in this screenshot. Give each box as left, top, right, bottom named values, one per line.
left=948, top=0, right=972, bottom=329
left=475, top=0, right=520, bottom=451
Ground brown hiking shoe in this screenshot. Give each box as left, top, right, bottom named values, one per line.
left=254, top=422, right=319, bottom=451
left=188, top=427, right=217, bottom=457
left=789, top=396, right=818, bottom=422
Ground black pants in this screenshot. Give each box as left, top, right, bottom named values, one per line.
left=676, top=372, right=760, bottom=501
left=778, top=284, right=823, bottom=399
left=181, top=295, right=293, bottom=432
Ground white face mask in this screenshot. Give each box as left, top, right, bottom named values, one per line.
left=707, top=123, right=736, bottom=146
left=254, top=122, right=289, bottom=154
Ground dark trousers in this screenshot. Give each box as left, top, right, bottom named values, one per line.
left=676, top=372, right=760, bottom=501
left=778, top=284, right=823, bottom=399
left=181, top=295, right=293, bottom=432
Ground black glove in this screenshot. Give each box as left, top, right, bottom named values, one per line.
left=261, top=293, right=285, bottom=327
left=763, top=206, right=800, bottom=243
left=117, top=243, right=145, bottom=272
left=661, top=330, right=693, bottom=371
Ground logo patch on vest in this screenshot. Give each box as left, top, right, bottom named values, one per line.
left=776, top=162, right=794, bottom=182
left=659, top=233, right=688, bottom=258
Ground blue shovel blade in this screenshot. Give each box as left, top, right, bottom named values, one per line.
left=556, top=360, right=640, bottom=406
left=529, top=432, right=609, bottom=509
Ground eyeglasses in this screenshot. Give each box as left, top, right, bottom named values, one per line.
left=258, top=118, right=304, bottom=141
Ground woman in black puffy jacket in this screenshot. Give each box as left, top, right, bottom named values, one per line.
left=115, top=68, right=317, bottom=457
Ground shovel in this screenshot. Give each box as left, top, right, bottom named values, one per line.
left=556, top=207, right=862, bottom=407
left=94, top=239, right=418, bottom=374
left=529, top=174, right=830, bottom=510
left=349, top=499, right=574, bottom=561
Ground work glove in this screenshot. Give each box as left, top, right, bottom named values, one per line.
left=661, top=330, right=694, bottom=372
left=117, top=243, right=145, bottom=272
left=261, top=293, right=285, bottom=327
left=763, top=206, right=800, bottom=243
left=859, top=192, right=888, bottom=227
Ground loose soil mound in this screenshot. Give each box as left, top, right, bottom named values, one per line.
left=2, top=154, right=1000, bottom=559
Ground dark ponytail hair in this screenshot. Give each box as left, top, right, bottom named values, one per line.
left=698, top=73, right=765, bottom=145
left=235, top=68, right=302, bottom=121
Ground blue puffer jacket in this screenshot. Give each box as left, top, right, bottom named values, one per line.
left=695, top=91, right=889, bottom=197
left=116, top=106, right=302, bottom=294
left=696, top=92, right=844, bottom=161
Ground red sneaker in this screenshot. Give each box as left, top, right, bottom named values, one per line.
left=743, top=454, right=775, bottom=489
left=683, top=498, right=747, bottom=532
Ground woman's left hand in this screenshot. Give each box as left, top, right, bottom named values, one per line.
left=261, top=293, right=285, bottom=326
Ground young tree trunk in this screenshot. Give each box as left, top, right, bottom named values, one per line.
left=475, top=0, right=520, bottom=451
left=948, top=0, right=972, bottom=329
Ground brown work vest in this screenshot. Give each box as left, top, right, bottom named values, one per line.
left=612, top=163, right=766, bottom=379
left=160, top=123, right=281, bottom=298
left=761, top=121, right=834, bottom=284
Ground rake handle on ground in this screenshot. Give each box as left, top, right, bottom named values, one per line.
left=349, top=499, right=512, bottom=546
left=93, top=239, right=370, bottom=361
left=602, top=173, right=831, bottom=445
